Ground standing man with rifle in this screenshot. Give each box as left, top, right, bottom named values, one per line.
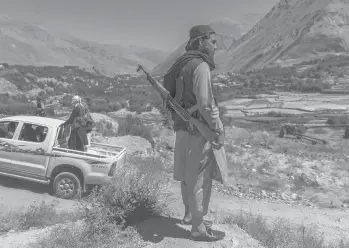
left=139, top=25, right=227, bottom=242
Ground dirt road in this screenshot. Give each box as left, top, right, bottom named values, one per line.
left=0, top=175, right=75, bottom=213
left=0, top=176, right=348, bottom=247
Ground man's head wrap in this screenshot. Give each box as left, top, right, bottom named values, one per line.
left=185, top=25, right=216, bottom=51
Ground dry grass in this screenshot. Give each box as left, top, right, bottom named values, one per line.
left=216, top=211, right=348, bottom=248
left=29, top=223, right=146, bottom=248
left=224, top=127, right=349, bottom=207
left=0, top=199, right=79, bottom=233
left=326, top=115, right=349, bottom=126
left=25, top=155, right=171, bottom=248
left=117, top=114, right=155, bottom=149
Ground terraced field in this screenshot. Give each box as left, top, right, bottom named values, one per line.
left=219, top=92, right=349, bottom=134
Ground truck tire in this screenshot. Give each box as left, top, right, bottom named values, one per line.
left=53, top=172, right=81, bottom=199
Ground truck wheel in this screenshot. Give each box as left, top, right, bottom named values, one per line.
left=53, top=172, right=81, bottom=199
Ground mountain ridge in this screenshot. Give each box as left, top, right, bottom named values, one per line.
left=0, top=15, right=169, bottom=76
left=217, top=0, right=349, bottom=73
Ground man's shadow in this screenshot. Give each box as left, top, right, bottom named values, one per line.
left=136, top=216, right=190, bottom=243
left=136, top=216, right=226, bottom=243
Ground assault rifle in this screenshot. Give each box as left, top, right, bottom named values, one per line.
left=136, top=64, right=220, bottom=145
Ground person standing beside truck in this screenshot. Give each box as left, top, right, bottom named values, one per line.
left=60, top=95, right=89, bottom=151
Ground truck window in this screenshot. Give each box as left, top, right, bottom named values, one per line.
left=56, top=125, right=70, bottom=148
left=0, top=121, right=19, bottom=139
left=57, top=125, right=70, bottom=140
left=19, top=123, right=48, bottom=143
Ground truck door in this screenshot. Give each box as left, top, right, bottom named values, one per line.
left=10, top=122, right=52, bottom=178
left=0, top=120, right=20, bottom=173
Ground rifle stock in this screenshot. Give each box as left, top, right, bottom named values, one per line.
left=137, top=64, right=219, bottom=143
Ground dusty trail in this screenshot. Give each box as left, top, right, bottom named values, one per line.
left=167, top=181, right=349, bottom=245
left=0, top=175, right=75, bottom=212
left=0, top=176, right=348, bottom=247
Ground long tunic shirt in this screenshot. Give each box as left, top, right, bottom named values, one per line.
left=192, top=62, right=224, bottom=134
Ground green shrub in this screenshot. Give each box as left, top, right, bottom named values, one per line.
left=27, top=156, right=168, bottom=248
left=117, top=114, right=155, bottom=148
left=0, top=101, right=35, bottom=115
left=80, top=156, right=169, bottom=230
left=326, top=115, right=349, bottom=125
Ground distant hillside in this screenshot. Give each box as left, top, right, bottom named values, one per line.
left=151, top=14, right=262, bottom=76
left=0, top=62, right=164, bottom=115
left=0, top=16, right=168, bottom=76
left=217, top=0, right=349, bottom=73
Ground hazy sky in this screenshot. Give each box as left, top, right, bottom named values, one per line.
left=0, top=0, right=277, bottom=51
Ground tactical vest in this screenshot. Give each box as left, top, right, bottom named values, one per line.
left=173, top=58, right=210, bottom=134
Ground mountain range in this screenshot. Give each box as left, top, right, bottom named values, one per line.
left=0, top=13, right=262, bottom=77
left=0, top=15, right=168, bottom=76
left=217, top=0, right=349, bottom=73
left=154, top=0, right=349, bottom=75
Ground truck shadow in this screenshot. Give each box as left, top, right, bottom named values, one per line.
left=0, top=175, right=52, bottom=195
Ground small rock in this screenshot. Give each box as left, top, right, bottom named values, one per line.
left=298, top=173, right=320, bottom=187
left=230, top=185, right=239, bottom=191
left=261, top=190, right=268, bottom=197
left=291, top=193, right=298, bottom=200
left=281, top=192, right=288, bottom=200
left=342, top=204, right=348, bottom=208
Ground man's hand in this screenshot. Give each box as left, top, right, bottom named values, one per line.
left=211, top=130, right=224, bottom=150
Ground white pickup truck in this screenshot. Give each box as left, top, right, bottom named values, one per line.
left=0, top=115, right=126, bottom=199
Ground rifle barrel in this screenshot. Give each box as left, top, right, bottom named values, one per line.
left=137, top=65, right=192, bottom=121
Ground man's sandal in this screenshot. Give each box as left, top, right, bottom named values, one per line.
left=180, top=214, right=192, bottom=225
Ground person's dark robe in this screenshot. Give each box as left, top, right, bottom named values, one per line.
left=63, top=104, right=88, bottom=151
left=36, top=102, right=46, bottom=117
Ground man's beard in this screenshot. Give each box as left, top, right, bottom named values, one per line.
left=202, top=48, right=215, bottom=61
